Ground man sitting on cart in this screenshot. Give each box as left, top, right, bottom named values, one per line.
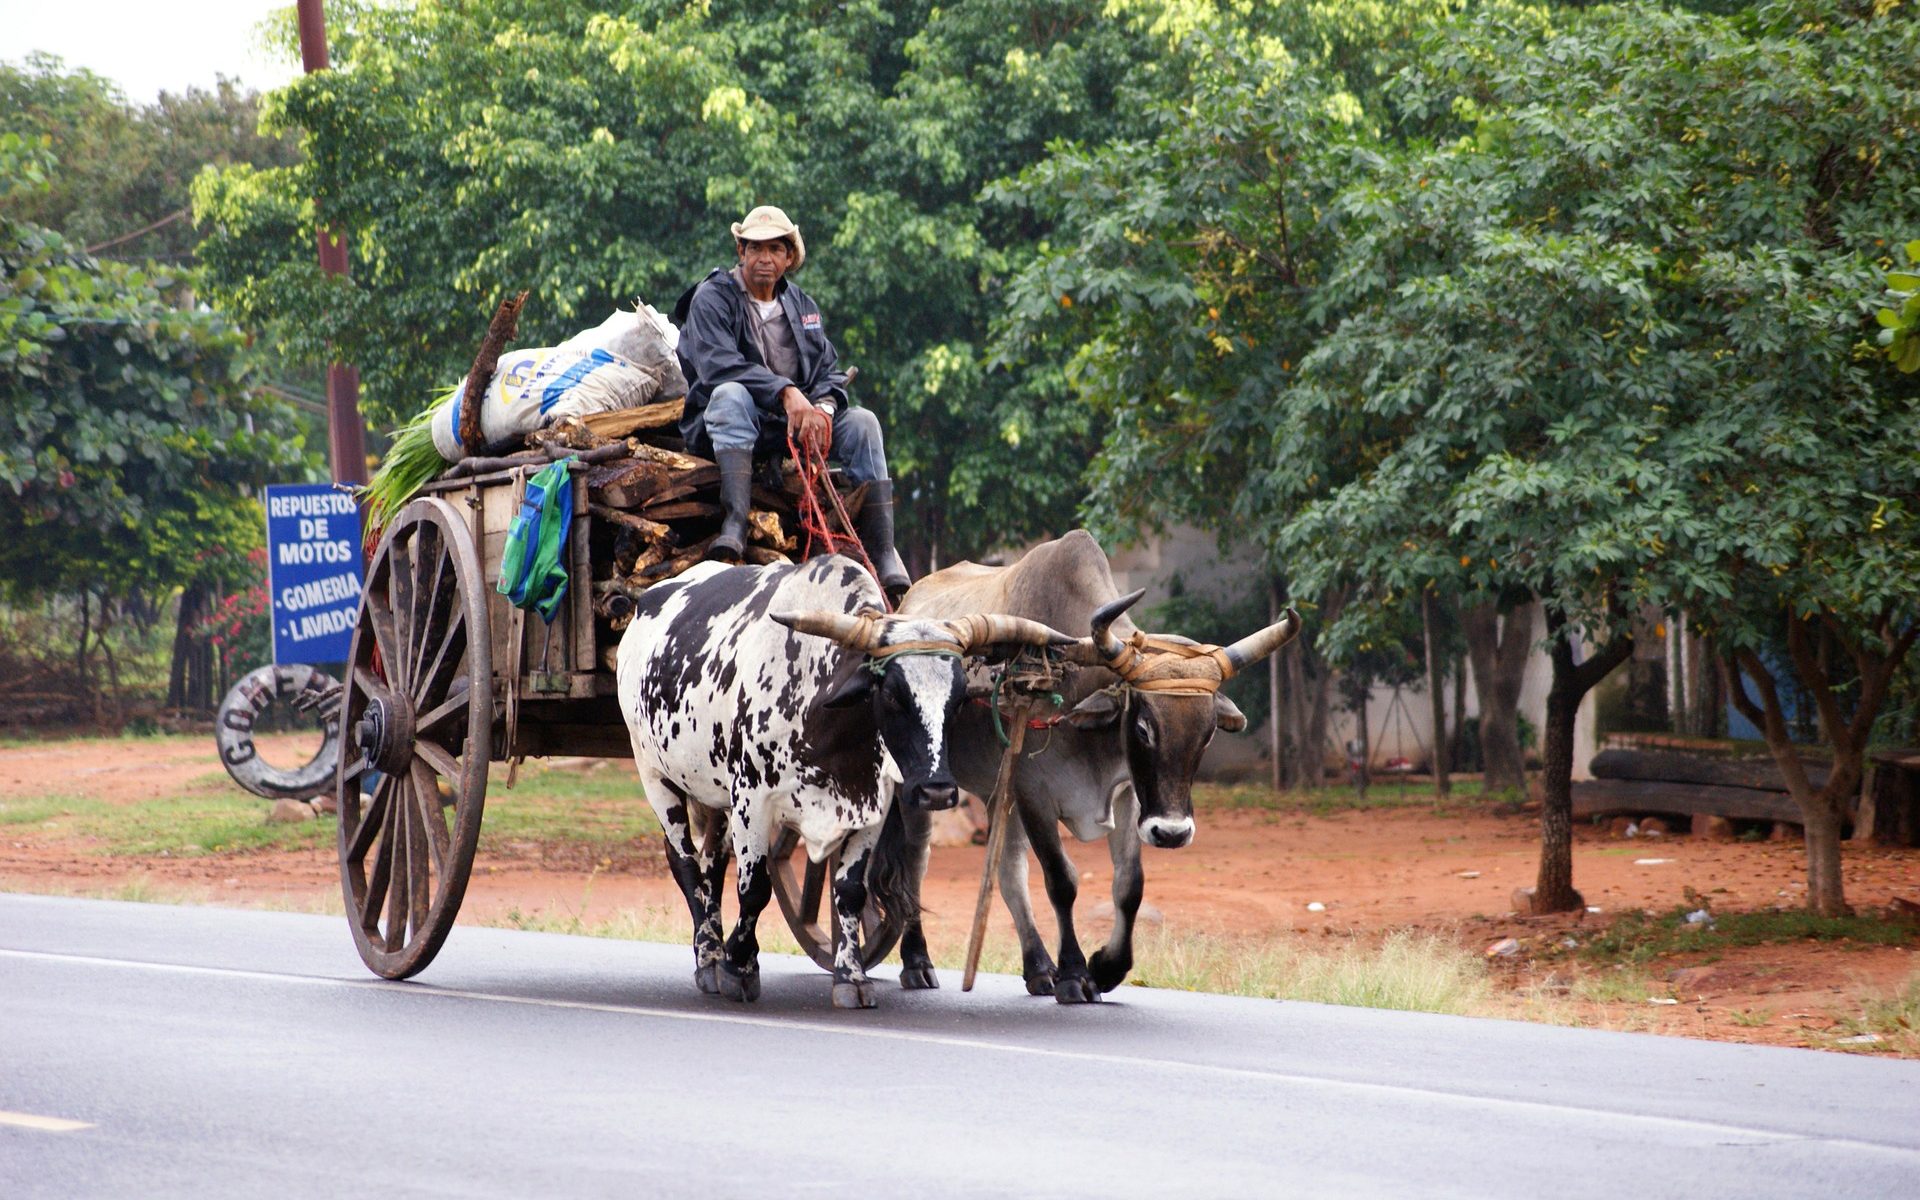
left=671, top=204, right=910, bottom=601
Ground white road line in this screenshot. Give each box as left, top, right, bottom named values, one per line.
left=2, top=945, right=1915, bottom=1158
left=0, top=1109, right=94, bottom=1133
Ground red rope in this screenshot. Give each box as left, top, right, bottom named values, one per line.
left=785, top=429, right=892, bottom=612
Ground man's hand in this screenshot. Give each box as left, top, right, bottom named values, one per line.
left=782, top=386, right=832, bottom=458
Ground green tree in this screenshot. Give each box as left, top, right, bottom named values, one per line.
left=0, top=133, right=315, bottom=716
left=193, top=0, right=1182, bottom=563
left=0, top=53, right=298, bottom=262
left=1880, top=240, right=1920, bottom=372
left=1008, top=0, right=1919, bottom=916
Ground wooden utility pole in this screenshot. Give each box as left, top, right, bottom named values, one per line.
left=295, top=0, right=368, bottom=485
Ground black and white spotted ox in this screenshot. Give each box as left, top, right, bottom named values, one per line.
left=897, top=531, right=1301, bottom=1002
left=617, top=555, right=1072, bottom=1009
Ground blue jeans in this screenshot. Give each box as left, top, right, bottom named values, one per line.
left=699, top=381, right=889, bottom=484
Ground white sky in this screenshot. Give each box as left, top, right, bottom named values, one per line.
left=2, top=0, right=302, bottom=103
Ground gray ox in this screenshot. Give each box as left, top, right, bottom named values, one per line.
left=617, top=556, right=1072, bottom=1009
left=897, top=531, right=1300, bottom=1002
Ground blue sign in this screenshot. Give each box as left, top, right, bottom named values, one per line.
left=265, top=484, right=364, bottom=666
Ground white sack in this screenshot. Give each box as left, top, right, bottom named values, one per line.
left=559, top=303, right=687, bottom=401
left=429, top=345, right=664, bottom=461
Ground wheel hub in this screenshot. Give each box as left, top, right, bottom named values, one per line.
left=357, top=692, right=416, bottom=776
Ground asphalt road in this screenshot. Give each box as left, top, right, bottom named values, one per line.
left=2, top=893, right=1916, bottom=1199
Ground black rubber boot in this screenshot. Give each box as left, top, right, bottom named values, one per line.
left=708, top=449, right=753, bottom=563
left=855, top=479, right=912, bottom=603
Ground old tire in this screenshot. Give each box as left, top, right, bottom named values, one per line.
left=215, top=664, right=341, bottom=800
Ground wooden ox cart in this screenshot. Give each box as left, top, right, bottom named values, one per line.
left=331, top=422, right=896, bottom=981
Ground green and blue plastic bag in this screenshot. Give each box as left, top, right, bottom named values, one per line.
left=496, top=458, right=575, bottom=622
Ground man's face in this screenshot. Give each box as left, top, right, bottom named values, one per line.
left=736, top=237, right=794, bottom=292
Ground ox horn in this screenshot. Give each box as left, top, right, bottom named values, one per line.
left=1219, top=607, right=1303, bottom=675
left=770, top=608, right=886, bottom=652
left=1089, top=588, right=1148, bottom=662
left=947, top=613, right=1079, bottom=653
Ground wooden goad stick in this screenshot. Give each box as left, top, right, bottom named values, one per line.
left=962, top=695, right=1033, bottom=991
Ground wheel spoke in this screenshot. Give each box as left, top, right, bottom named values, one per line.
left=409, top=757, right=451, bottom=876
left=347, top=774, right=393, bottom=866
left=798, top=858, right=826, bottom=926
left=352, top=664, right=385, bottom=702
left=411, top=610, right=468, bottom=711
left=387, top=537, right=416, bottom=694
left=414, top=688, right=469, bottom=737
left=383, top=782, right=411, bottom=951
left=364, top=591, right=403, bottom=692
left=409, top=524, right=450, bottom=688
left=361, top=781, right=398, bottom=936
left=406, top=768, right=433, bottom=939
left=415, top=736, right=462, bottom=787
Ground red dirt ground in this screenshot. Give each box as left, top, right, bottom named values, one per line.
left=3, top=735, right=1916, bottom=1053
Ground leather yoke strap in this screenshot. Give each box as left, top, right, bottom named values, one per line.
left=1105, top=631, right=1233, bottom=694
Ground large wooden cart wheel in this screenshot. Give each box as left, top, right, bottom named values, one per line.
left=335, top=498, right=493, bottom=979
left=769, top=826, right=903, bottom=972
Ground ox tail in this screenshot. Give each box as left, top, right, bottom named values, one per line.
left=865, top=800, right=920, bottom=926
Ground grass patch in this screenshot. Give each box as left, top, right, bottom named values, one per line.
left=82, top=786, right=337, bottom=856
left=1122, top=927, right=1490, bottom=1014
left=3, top=756, right=659, bottom=861
left=1832, top=973, right=1920, bottom=1054
left=476, top=893, right=1488, bottom=1017
left=1195, top=779, right=1492, bottom=817
left=1584, top=907, right=1913, bottom=966
left=480, top=762, right=660, bottom=851
left=0, top=794, right=104, bottom=826
left=1571, top=966, right=1654, bottom=1004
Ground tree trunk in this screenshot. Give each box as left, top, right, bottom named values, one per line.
left=167, top=586, right=200, bottom=709
left=1352, top=678, right=1370, bottom=800
left=1802, top=796, right=1848, bottom=916
left=1423, top=589, right=1450, bottom=796
left=1715, top=608, right=1918, bottom=918
left=1464, top=598, right=1532, bottom=794
left=1450, top=648, right=1469, bottom=769
left=1269, top=579, right=1284, bottom=793
left=98, top=598, right=122, bottom=724
left=1305, top=647, right=1332, bottom=788
left=1534, top=605, right=1634, bottom=914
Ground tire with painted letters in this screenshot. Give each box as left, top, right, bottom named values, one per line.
left=215, top=664, right=342, bottom=801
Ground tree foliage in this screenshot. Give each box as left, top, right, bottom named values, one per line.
left=997, top=0, right=1920, bottom=913
left=192, top=0, right=1191, bottom=562
left=0, top=133, right=315, bottom=604
left=0, top=53, right=298, bottom=262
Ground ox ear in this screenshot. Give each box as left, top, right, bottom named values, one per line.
left=822, top=664, right=875, bottom=709
left=1213, top=692, right=1248, bottom=733
left=1064, top=689, right=1124, bottom=730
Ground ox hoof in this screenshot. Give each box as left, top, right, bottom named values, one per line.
left=694, top=965, right=719, bottom=995
left=1089, top=949, right=1133, bottom=993
left=1024, top=970, right=1057, bottom=997
left=832, top=980, right=878, bottom=1009
left=717, top=961, right=761, bottom=1003
left=899, top=964, right=939, bottom=990
left=1053, top=973, right=1101, bottom=1005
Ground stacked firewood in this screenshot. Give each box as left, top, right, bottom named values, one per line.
left=519, top=398, right=865, bottom=632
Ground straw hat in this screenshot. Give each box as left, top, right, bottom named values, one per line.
left=731, top=205, right=806, bottom=270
